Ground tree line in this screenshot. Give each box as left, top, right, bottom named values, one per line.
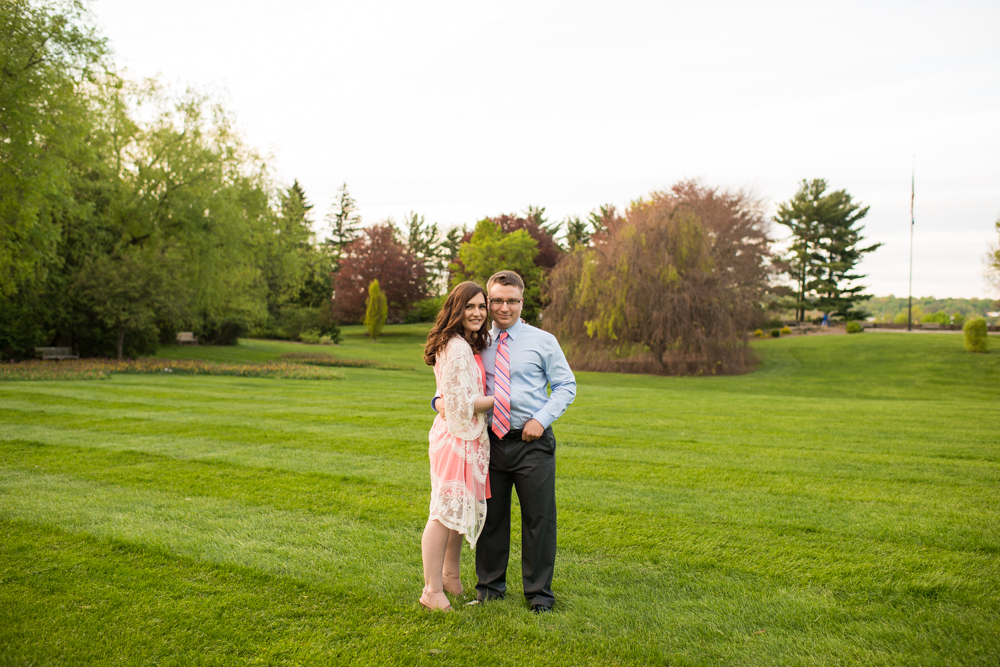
left=2, top=1, right=884, bottom=374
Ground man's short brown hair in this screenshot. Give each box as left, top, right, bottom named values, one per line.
left=487, top=270, right=525, bottom=292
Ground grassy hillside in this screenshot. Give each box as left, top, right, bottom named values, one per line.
left=1, top=329, right=998, bottom=665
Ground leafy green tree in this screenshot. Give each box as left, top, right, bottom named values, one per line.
left=73, top=249, right=184, bottom=359
left=0, top=0, right=107, bottom=297
left=775, top=179, right=879, bottom=322
left=545, top=184, right=767, bottom=375
left=451, top=219, right=543, bottom=320
left=364, top=279, right=387, bottom=340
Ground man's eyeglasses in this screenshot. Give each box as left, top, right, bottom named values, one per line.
left=489, top=298, right=523, bottom=306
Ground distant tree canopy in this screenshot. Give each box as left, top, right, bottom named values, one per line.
left=0, top=0, right=337, bottom=358
left=544, top=182, right=772, bottom=375
left=333, top=223, right=428, bottom=324
left=450, top=219, right=544, bottom=321
left=775, top=179, right=880, bottom=322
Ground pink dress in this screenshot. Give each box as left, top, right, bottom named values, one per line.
left=428, top=335, right=491, bottom=548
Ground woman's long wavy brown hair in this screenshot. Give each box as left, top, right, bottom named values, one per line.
left=424, top=281, right=491, bottom=366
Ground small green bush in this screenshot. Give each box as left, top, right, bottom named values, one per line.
left=951, top=313, right=966, bottom=328
left=846, top=321, right=863, bottom=334
left=770, top=329, right=781, bottom=338
left=405, top=295, right=446, bottom=323
left=963, top=318, right=988, bottom=353
left=780, top=326, right=792, bottom=335
left=299, top=329, right=322, bottom=344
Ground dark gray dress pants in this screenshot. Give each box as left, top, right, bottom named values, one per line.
left=475, top=426, right=557, bottom=607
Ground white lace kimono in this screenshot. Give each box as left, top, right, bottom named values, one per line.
left=428, top=335, right=491, bottom=548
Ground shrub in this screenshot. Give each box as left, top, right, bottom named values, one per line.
left=846, top=321, right=863, bottom=334
left=770, top=329, right=781, bottom=338
left=364, top=279, right=388, bottom=340
left=753, top=329, right=764, bottom=338
left=951, top=313, right=966, bottom=328
left=212, top=321, right=245, bottom=345
left=963, top=318, right=988, bottom=353
left=299, top=329, right=322, bottom=344
left=405, top=295, right=446, bottom=323
left=780, top=326, right=792, bottom=335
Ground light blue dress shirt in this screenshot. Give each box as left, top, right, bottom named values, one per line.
left=480, top=319, right=576, bottom=430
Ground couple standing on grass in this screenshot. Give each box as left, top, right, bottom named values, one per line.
left=419, top=270, right=577, bottom=613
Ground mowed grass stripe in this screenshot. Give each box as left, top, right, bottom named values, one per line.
left=0, top=424, right=429, bottom=485
left=0, top=440, right=419, bottom=523
left=5, top=436, right=998, bottom=560
left=0, top=468, right=427, bottom=597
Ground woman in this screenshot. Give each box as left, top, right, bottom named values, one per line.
left=420, top=281, right=494, bottom=611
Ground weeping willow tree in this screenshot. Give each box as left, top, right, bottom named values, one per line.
left=544, top=182, right=772, bottom=375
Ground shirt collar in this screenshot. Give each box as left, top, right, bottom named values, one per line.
left=493, top=318, right=525, bottom=341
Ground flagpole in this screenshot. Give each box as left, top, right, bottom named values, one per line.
left=908, top=156, right=915, bottom=331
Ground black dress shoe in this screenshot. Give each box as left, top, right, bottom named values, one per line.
left=530, top=604, right=552, bottom=614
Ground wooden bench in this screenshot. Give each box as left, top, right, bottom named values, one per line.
left=176, top=332, right=198, bottom=345
left=34, top=347, right=79, bottom=360
left=921, top=322, right=941, bottom=330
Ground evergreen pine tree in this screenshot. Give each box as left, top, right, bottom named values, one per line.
left=325, top=183, right=362, bottom=274
left=563, top=216, right=590, bottom=248
left=775, top=179, right=880, bottom=322
left=404, top=211, right=445, bottom=294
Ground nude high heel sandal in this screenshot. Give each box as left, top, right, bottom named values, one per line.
left=442, top=574, right=464, bottom=596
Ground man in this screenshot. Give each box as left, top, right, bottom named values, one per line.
left=433, top=270, right=576, bottom=612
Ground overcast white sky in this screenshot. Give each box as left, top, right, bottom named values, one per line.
left=93, top=0, right=999, bottom=299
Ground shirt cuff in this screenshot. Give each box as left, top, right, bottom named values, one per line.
left=431, top=396, right=439, bottom=413
left=531, top=409, right=555, bottom=430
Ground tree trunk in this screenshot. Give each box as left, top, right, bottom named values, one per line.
left=117, top=327, right=125, bottom=360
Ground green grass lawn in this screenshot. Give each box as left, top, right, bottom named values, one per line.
left=2, top=328, right=998, bottom=665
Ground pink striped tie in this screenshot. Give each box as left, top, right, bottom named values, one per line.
left=492, top=331, right=511, bottom=438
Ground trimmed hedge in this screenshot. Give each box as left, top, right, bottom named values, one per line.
left=963, top=318, right=988, bottom=353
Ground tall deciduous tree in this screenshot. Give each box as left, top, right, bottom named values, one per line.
left=73, top=248, right=185, bottom=359
left=544, top=183, right=771, bottom=375
left=775, top=179, right=879, bottom=321
left=0, top=0, right=107, bottom=297
left=333, top=222, right=427, bottom=323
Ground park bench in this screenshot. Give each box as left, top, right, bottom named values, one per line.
left=34, top=346, right=79, bottom=360
left=921, top=322, right=941, bottom=330
left=176, top=331, right=198, bottom=345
